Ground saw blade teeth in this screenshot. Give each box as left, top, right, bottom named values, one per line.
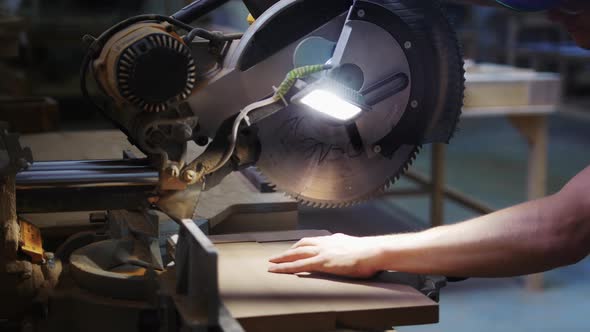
left=258, top=145, right=424, bottom=208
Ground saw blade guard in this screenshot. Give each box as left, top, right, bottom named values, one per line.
left=227, top=0, right=465, bottom=206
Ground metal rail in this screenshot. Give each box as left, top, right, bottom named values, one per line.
left=16, top=159, right=158, bottom=188
left=15, top=159, right=159, bottom=213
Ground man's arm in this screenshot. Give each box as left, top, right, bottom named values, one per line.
left=269, top=166, right=590, bottom=278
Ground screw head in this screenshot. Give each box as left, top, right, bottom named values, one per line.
left=182, top=170, right=197, bottom=183
left=357, top=9, right=365, bottom=18
left=373, top=145, right=382, bottom=154
left=411, top=100, right=419, bottom=108
left=404, top=41, right=412, bottom=49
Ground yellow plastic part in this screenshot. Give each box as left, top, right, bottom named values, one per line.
left=19, top=219, right=44, bottom=264
left=247, top=14, right=255, bottom=25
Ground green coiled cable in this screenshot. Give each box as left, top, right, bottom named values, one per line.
left=273, top=64, right=329, bottom=102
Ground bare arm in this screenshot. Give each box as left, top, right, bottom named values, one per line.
left=269, top=166, right=590, bottom=278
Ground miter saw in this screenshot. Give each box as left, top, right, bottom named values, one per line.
left=1, top=0, right=464, bottom=331
left=79, top=0, right=464, bottom=209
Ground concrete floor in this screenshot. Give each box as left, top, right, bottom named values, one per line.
left=300, top=111, right=590, bottom=332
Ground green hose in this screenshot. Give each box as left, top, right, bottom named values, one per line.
left=273, top=64, right=329, bottom=102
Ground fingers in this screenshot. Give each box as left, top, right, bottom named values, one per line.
left=291, top=233, right=345, bottom=249
left=268, top=256, right=322, bottom=274
left=268, top=246, right=319, bottom=263
left=290, top=236, right=323, bottom=249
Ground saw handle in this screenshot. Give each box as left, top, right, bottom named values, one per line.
left=243, top=0, right=281, bottom=18
left=172, top=0, right=231, bottom=23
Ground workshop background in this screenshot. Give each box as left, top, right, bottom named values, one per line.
left=1, top=1, right=589, bottom=331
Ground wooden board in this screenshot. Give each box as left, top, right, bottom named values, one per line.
left=214, top=233, right=438, bottom=332
left=210, top=229, right=331, bottom=244
left=463, top=63, right=561, bottom=109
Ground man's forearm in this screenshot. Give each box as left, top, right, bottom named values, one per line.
left=371, top=192, right=586, bottom=277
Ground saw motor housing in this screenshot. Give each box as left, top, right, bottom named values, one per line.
left=93, top=22, right=196, bottom=113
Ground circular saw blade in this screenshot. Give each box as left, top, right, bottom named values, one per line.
left=255, top=109, right=420, bottom=207
left=251, top=0, right=464, bottom=207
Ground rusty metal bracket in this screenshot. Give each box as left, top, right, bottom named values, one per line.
left=18, top=219, right=44, bottom=264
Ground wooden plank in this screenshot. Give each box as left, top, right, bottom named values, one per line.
left=216, top=235, right=438, bottom=332
left=463, top=63, right=561, bottom=112
left=210, top=229, right=330, bottom=244
left=462, top=105, right=556, bottom=117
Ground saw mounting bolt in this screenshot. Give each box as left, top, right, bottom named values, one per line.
left=181, top=169, right=197, bottom=183
left=411, top=100, right=419, bottom=109
left=357, top=9, right=365, bottom=18
left=404, top=41, right=412, bottom=49
left=373, top=145, right=382, bottom=154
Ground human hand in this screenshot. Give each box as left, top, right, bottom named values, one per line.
left=268, top=233, right=384, bottom=278
left=549, top=1, right=590, bottom=49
